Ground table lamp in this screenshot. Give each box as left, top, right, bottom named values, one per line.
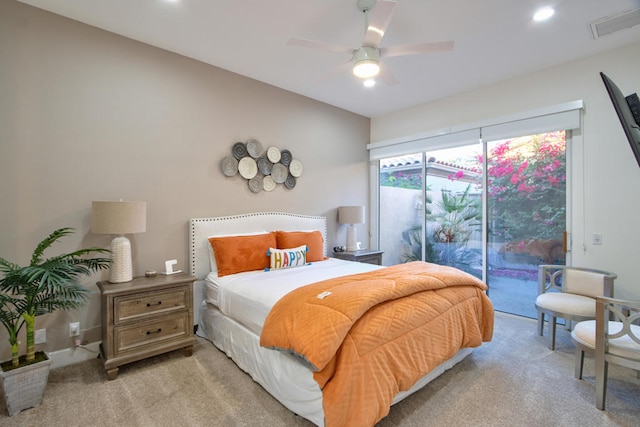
left=92, top=200, right=147, bottom=283
left=338, top=206, right=365, bottom=252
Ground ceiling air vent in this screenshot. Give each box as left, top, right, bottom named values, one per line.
left=590, top=8, right=640, bottom=39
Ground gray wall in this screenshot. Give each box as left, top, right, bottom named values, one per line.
left=372, top=42, right=640, bottom=302
left=0, top=0, right=370, bottom=360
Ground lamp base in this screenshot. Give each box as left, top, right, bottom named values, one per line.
left=109, top=236, right=133, bottom=283
left=346, top=225, right=358, bottom=252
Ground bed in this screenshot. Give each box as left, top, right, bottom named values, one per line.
left=190, top=212, right=494, bottom=427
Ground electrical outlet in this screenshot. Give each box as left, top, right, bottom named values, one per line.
left=35, top=328, right=46, bottom=344
left=69, top=322, right=80, bottom=337
left=592, top=233, right=603, bottom=245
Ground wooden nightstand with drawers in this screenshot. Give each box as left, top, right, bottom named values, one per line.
left=97, top=273, right=196, bottom=380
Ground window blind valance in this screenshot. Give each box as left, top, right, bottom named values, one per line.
left=368, top=129, right=480, bottom=161
left=368, top=100, right=583, bottom=161
left=481, top=108, right=582, bottom=142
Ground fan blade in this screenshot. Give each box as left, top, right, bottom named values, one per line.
left=316, top=59, right=352, bottom=83
left=363, top=0, right=397, bottom=47
left=380, top=40, right=454, bottom=57
left=286, top=38, right=354, bottom=55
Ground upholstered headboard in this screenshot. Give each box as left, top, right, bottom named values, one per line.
left=189, top=212, right=327, bottom=324
left=189, top=212, right=327, bottom=280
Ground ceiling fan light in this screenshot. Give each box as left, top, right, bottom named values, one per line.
left=533, top=6, right=554, bottom=22
left=353, top=59, right=380, bottom=78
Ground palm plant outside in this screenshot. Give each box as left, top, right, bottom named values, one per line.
left=0, top=228, right=110, bottom=369
left=431, top=185, right=481, bottom=244
left=402, top=184, right=482, bottom=274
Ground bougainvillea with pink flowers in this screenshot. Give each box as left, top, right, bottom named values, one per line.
left=482, top=131, right=566, bottom=242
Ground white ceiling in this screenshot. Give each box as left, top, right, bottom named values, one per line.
left=17, top=0, right=640, bottom=118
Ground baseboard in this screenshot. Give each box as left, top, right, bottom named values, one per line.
left=49, top=342, right=101, bottom=370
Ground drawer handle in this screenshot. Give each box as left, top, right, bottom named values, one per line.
left=146, top=328, right=162, bottom=335
left=146, top=301, right=162, bottom=307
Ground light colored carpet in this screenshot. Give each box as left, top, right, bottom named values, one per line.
left=1, top=312, right=639, bottom=426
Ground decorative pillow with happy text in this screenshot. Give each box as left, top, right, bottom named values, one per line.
left=266, top=245, right=308, bottom=271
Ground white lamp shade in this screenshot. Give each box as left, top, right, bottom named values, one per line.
left=92, top=201, right=147, bottom=235
left=338, top=206, right=365, bottom=225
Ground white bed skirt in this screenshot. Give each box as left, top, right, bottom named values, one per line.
left=197, top=302, right=473, bottom=426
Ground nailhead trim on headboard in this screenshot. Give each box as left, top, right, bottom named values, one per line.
left=189, top=212, right=327, bottom=281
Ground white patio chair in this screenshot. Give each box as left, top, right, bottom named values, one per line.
left=571, top=297, right=640, bottom=410
left=535, top=265, right=616, bottom=350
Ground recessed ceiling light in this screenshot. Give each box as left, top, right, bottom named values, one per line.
left=363, top=79, right=376, bottom=88
left=533, top=6, right=555, bottom=22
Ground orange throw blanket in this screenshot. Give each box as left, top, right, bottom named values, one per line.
left=260, top=261, right=494, bottom=427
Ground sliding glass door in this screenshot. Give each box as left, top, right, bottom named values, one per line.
left=379, top=154, right=425, bottom=267
left=378, top=131, right=567, bottom=318
left=485, top=131, right=567, bottom=317
left=380, top=144, right=483, bottom=276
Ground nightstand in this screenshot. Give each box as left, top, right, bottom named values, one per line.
left=333, top=249, right=384, bottom=265
left=97, top=273, right=197, bottom=380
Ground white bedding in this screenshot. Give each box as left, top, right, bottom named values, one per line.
left=204, top=258, right=381, bottom=336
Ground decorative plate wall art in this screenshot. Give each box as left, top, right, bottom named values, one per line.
left=220, top=139, right=302, bottom=192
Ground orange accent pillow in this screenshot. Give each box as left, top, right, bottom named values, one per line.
left=209, top=232, right=277, bottom=277
left=275, top=230, right=325, bottom=262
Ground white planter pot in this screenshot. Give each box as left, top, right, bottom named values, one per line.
left=0, top=356, right=52, bottom=416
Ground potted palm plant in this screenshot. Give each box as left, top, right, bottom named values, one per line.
left=0, top=227, right=109, bottom=416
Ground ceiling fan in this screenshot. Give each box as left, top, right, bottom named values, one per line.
left=286, top=0, right=454, bottom=84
